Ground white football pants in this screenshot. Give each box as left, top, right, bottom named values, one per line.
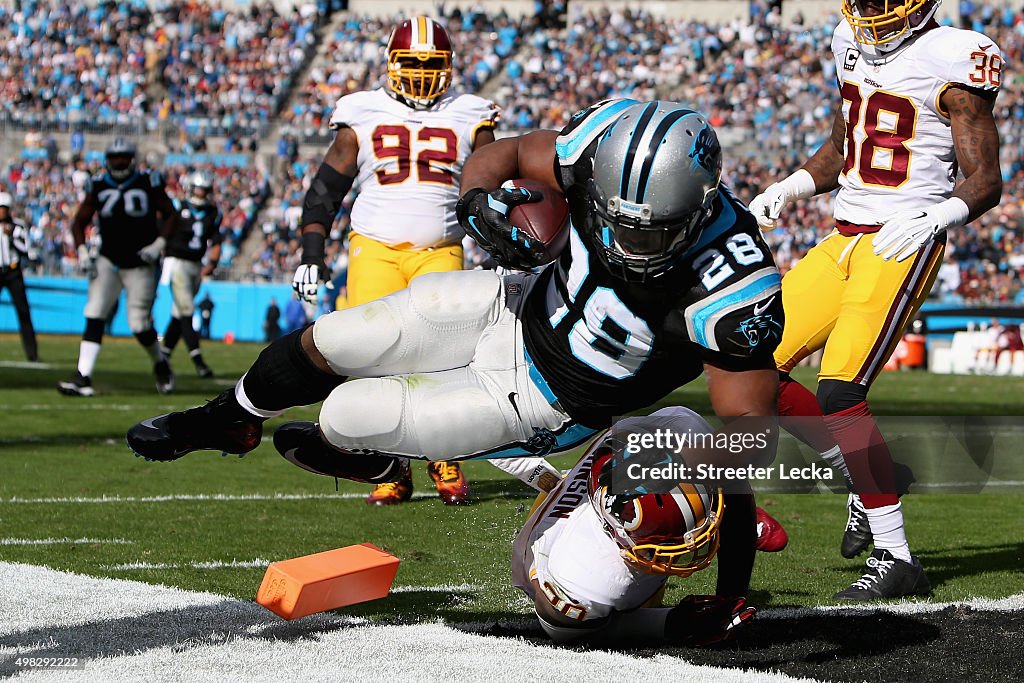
left=311, top=269, right=597, bottom=460
left=83, top=255, right=158, bottom=333
left=161, top=257, right=202, bottom=317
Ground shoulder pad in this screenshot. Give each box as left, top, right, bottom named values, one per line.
left=555, top=99, right=637, bottom=165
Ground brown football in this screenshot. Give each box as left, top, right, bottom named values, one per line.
left=505, top=179, right=570, bottom=264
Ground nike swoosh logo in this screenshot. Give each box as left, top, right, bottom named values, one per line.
left=508, top=392, right=521, bottom=419
left=979, top=43, right=993, bottom=51
left=753, top=296, right=776, bottom=316
left=139, top=417, right=162, bottom=430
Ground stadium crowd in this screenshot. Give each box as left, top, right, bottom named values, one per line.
left=0, top=3, right=1022, bottom=305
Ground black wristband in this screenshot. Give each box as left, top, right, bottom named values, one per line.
left=300, top=231, right=326, bottom=266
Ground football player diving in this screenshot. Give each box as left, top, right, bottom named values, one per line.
left=747, top=0, right=1003, bottom=600
left=515, top=407, right=759, bottom=645
left=127, top=101, right=784, bottom=600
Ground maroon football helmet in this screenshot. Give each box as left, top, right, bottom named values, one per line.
left=386, top=16, right=454, bottom=108
left=588, top=449, right=724, bottom=577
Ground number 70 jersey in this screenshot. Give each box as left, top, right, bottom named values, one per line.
left=329, top=88, right=499, bottom=249
left=831, top=22, right=1002, bottom=226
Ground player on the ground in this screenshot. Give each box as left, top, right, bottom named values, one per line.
left=291, top=16, right=502, bottom=505
left=59, top=138, right=177, bottom=397
left=514, top=407, right=756, bottom=645
left=747, top=0, right=1003, bottom=599
left=126, top=102, right=783, bottom=571
left=159, top=170, right=222, bottom=379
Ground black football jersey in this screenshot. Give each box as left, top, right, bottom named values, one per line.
left=521, top=99, right=785, bottom=428
left=166, top=199, right=223, bottom=261
left=87, top=169, right=169, bottom=268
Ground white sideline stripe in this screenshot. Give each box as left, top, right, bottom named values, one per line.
left=761, top=592, right=1024, bottom=619
left=105, top=559, right=273, bottom=571
left=1, top=491, right=534, bottom=504
left=0, top=361, right=53, bottom=369
left=0, top=537, right=132, bottom=546
left=0, top=404, right=139, bottom=411
left=0, top=562, right=814, bottom=683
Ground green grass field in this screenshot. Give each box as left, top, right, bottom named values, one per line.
left=1, top=332, right=1022, bottom=623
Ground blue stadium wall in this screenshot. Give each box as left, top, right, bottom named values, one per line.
left=0, top=276, right=294, bottom=343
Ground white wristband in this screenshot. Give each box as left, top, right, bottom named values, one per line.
left=777, top=169, right=817, bottom=201
left=933, top=196, right=971, bottom=231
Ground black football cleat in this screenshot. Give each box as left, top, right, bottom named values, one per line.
left=194, top=359, right=215, bottom=379
left=126, top=389, right=263, bottom=462
left=154, top=358, right=175, bottom=395
left=834, top=548, right=931, bottom=601
left=58, top=371, right=95, bottom=397
left=841, top=493, right=873, bottom=558
left=273, top=421, right=407, bottom=484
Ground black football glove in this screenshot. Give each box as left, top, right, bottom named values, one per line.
left=456, top=187, right=547, bottom=269
left=666, top=595, right=757, bottom=647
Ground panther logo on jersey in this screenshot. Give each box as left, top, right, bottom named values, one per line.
left=735, top=313, right=783, bottom=349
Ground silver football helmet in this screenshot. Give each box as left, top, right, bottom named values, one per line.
left=585, top=102, right=722, bottom=280
left=182, top=170, right=215, bottom=206
left=105, top=137, right=137, bottom=180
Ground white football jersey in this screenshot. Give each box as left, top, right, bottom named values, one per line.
left=511, top=407, right=707, bottom=622
left=831, top=23, right=1002, bottom=225
left=329, top=88, right=499, bottom=249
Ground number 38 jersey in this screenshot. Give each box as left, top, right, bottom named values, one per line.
left=86, top=169, right=169, bottom=268
left=522, top=100, right=784, bottom=428
left=831, top=22, right=1002, bottom=225
left=329, top=88, right=499, bottom=250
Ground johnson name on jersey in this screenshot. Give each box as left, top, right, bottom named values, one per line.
left=329, top=88, right=499, bottom=249
left=167, top=198, right=223, bottom=262
left=832, top=23, right=1002, bottom=225
left=522, top=99, right=783, bottom=428
left=87, top=169, right=168, bottom=268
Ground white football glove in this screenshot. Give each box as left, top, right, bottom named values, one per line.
left=292, top=263, right=322, bottom=305
left=137, top=236, right=166, bottom=264
left=873, top=198, right=970, bottom=262
left=76, top=243, right=96, bottom=277
left=747, top=169, right=816, bottom=231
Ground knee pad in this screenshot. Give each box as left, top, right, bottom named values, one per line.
left=407, top=270, right=499, bottom=326
left=127, top=300, right=154, bottom=334
left=320, top=379, right=405, bottom=453
left=817, top=379, right=868, bottom=415
left=313, top=301, right=403, bottom=372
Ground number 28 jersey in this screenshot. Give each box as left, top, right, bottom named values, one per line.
left=522, top=99, right=784, bottom=428
left=329, top=88, right=499, bottom=250
left=832, top=23, right=1002, bottom=225
left=86, top=169, right=168, bottom=268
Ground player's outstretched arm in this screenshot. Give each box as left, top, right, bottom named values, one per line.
left=874, top=86, right=1002, bottom=262
left=748, top=108, right=846, bottom=230
left=946, top=86, right=1003, bottom=222
left=293, top=127, right=358, bottom=304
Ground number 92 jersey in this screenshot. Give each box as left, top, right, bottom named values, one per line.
left=832, top=22, right=1002, bottom=225
left=86, top=168, right=168, bottom=268
left=329, top=88, right=499, bottom=250
left=521, top=100, right=784, bottom=429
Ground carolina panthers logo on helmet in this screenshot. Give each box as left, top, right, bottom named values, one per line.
left=690, top=126, right=721, bottom=174
left=735, top=313, right=783, bottom=350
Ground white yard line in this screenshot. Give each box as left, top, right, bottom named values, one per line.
left=0, top=561, right=816, bottom=683
left=0, top=537, right=132, bottom=546
left=1, top=491, right=537, bottom=504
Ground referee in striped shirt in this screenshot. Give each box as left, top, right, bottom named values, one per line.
left=0, top=192, right=39, bottom=362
